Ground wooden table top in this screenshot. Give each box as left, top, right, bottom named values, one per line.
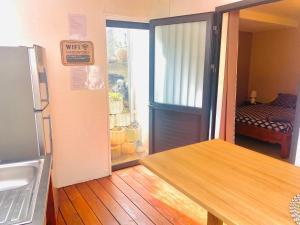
left=140, top=139, right=300, bottom=225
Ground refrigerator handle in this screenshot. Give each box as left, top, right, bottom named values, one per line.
left=43, top=116, right=53, bottom=154
left=40, top=68, right=50, bottom=104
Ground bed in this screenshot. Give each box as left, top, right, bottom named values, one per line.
left=235, top=93, right=297, bottom=158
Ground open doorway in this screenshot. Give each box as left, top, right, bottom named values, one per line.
left=106, top=21, right=149, bottom=169
left=233, top=0, right=300, bottom=160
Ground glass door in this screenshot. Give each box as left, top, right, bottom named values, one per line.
left=149, top=13, right=217, bottom=153
left=106, top=21, right=149, bottom=168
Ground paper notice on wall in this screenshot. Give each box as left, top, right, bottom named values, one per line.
left=70, top=66, right=104, bottom=91
left=68, top=14, right=87, bottom=39
left=70, top=67, right=88, bottom=90
left=85, top=65, right=105, bottom=90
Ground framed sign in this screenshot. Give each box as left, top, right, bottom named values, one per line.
left=60, top=40, right=94, bottom=66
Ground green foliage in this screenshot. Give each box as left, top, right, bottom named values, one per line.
left=109, top=92, right=123, bottom=101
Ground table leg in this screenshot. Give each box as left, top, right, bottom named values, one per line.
left=207, top=212, right=223, bottom=225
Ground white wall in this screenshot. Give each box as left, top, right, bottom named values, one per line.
left=0, top=0, right=172, bottom=188
left=0, top=0, right=111, bottom=188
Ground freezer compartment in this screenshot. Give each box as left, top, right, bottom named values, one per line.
left=0, top=47, right=40, bottom=162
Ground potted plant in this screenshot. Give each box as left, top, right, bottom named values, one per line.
left=109, top=115, right=115, bottom=129
left=125, top=123, right=140, bottom=142
left=109, top=92, right=124, bottom=114
left=116, top=48, right=128, bottom=63
left=115, top=109, right=131, bottom=127
left=111, top=145, right=121, bottom=159
left=122, top=142, right=136, bottom=154
left=110, top=127, right=126, bottom=146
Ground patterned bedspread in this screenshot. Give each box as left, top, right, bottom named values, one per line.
left=236, top=104, right=295, bottom=133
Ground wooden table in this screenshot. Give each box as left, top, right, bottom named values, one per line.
left=140, top=139, right=300, bottom=225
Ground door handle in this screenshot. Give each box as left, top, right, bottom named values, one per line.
left=39, top=70, right=50, bottom=103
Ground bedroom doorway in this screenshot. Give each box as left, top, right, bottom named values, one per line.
left=215, top=0, right=300, bottom=161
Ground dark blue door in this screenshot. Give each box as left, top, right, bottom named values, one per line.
left=149, top=12, right=218, bottom=153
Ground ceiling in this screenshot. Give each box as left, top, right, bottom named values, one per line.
left=240, top=0, right=300, bottom=33
left=253, top=0, right=300, bottom=20
left=239, top=18, right=292, bottom=32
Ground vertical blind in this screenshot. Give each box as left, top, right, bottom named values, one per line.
left=154, top=21, right=207, bottom=108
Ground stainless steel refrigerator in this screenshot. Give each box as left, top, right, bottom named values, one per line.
left=0, top=45, right=52, bottom=161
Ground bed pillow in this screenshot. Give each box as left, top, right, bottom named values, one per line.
left=271, top=93, right=297, bottom=109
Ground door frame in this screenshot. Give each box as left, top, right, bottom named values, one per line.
left=106, top=20, right=149, bottom=29
left=216, top=0, right=281, bottom=12
left=149, top=12, right=221, bottom=154
left=214, top=0, right=300, bottom=159
left=214, top=0, right=280, bottom=142
left=149, top=13, right=215, bottom=114
left=106, top=20, right=150, bottom=171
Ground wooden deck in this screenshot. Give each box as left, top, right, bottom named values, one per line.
left=58, top=165, right=207, bottom=225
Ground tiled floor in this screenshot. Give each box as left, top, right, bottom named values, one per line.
left=58, top=165, right=208, bottom=225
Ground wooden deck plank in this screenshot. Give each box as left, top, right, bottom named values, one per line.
left=76, top=182, right=119, bottom=225
left=59, top=166, right=208, bottom=225
left=64, top=186, right=102, bottom=225
left=58, top=189, right=84, bottom=225
left=132, top=165, right=207, bottom=224
left=109, top=173, right=172, bottom=225
left=87, top=180, right=136, bottom=225
left=116, top=168, right=202, bottom=225
left=57, top=211, right=66, bottom=225
left=98, top=177, right=154, bottom=225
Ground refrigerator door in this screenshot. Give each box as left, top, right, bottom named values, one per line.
left=28, top=45, right=49, bottom=111
left=0, top=47, right=40, bottom=161
left=29, top=106, right=52, bottom=157
left=35, top=106, right=52, bottom=155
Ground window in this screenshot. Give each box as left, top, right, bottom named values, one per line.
left=154, top=21, right=207, bottom=108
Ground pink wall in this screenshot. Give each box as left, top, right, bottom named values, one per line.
left=0, top=0, right=241, bottom=188
left=104, top=0, right=242, bottom=19
left=249, top=28, right=300, bottom=102
left=104, top=0, right=171, bottom=21
left=170, top=0, right=240, bottom=16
